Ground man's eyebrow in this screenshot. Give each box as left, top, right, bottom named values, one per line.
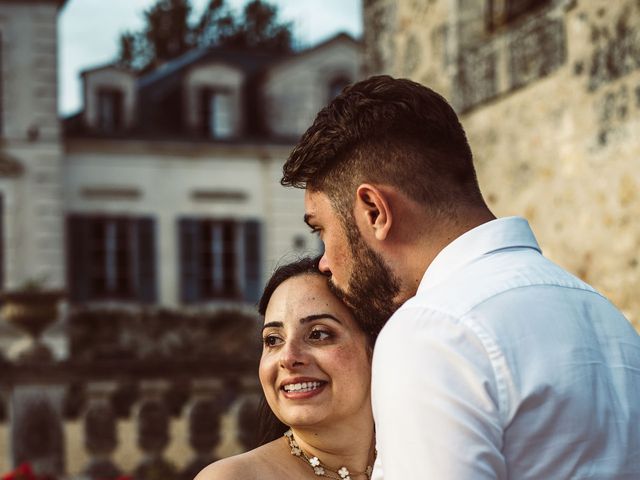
left=300, top=314, right=341, bottom=324
left=262, top=321, right=283, bottom=331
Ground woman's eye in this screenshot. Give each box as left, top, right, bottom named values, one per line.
left=263, top=335, right=282, bottom=347
left=309, top=329, right=331, bottom=341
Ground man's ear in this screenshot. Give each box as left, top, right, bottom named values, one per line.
left=355, top=184, right=392, bottom=241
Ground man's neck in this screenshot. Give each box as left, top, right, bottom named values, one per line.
left=395, top=206, right=496, bottom=302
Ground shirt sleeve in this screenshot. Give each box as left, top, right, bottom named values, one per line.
left=371, top=306, right=507, bottom=479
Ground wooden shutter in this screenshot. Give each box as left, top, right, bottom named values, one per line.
left=66, top=215, right=92, bottom=302
left=137, top=217, right=156, bottom=303
left=0, top=193, right=3, bottom=291
left=243, top=220, right=261, bottom=304
left=179, top=218, right=201, bottom=303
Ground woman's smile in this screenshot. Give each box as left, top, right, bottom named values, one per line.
left=281, top=379, right=328, bottom=399
left=259, top=273, right=372, bottom=429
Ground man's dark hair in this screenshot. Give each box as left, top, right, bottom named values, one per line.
left=282, top=75, right=484, bottom=219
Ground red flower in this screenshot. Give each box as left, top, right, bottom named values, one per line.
left=1, top=463, right=37, bottom=480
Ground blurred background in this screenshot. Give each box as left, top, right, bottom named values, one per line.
left=0, top=0, right=638, bottom=478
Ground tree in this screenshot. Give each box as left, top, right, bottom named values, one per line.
left=117, top=0, right=294, bottom=73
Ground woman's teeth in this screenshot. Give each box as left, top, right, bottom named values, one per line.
left=283, top=381, right=323, bottom=392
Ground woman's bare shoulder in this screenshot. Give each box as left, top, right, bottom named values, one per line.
left=194, top=440, right=287, bottom=480
left=194, top=454, right=255, bottom=480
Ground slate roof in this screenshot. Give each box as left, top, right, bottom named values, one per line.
left=63, top=33, right=358, bottom=142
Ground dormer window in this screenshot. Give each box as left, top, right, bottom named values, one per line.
left=97, top=88, right=124, bottom=132
left=201, top=88, right=233, bottom=139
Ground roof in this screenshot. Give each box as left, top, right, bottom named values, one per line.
left=65, top=32, right=361, bottom=141
left=80, top=63, right=135, bottom=78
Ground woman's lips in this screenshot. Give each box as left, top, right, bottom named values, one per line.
left=281, top=380, right=328, bottom=399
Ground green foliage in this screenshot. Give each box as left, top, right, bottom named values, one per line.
left=117, top=0, right=293, bottom=72
left=17, top=275, right=49, bottom=292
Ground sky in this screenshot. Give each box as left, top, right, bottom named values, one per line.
left=58, top=0, right=363, bottom=116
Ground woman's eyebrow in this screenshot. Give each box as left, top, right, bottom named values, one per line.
left=262, top=321, right=283, bottom=331
left=300, top=314, right=341, bottom=324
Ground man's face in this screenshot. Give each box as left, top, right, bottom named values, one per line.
left=304, top=190, right=401, bottom=336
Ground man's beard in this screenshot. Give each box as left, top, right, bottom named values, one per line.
left=328, top=222, right=402, bottom=340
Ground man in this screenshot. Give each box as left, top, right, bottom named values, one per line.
left=281, top=75, right=640, bottom=479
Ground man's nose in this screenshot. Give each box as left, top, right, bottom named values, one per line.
left=318, top=254, right=331, bottom=275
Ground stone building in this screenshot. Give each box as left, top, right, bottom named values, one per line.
left=364, top=0, right=640, bottom=329
left=0, top=0, right=362, bottom=476
left=63, top=32, right=360, bottom=309
left=0, top=0, right=360, bottom=314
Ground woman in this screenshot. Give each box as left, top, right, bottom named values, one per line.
left=196, top=257, right=376, bottom=479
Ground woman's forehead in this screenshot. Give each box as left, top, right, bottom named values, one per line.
left=264, top=274, right=346, bottom=322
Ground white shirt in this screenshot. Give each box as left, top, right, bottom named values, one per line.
left=371, top=217, right=640, bottom=479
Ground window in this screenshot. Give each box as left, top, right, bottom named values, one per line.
left=200, top=89, right=233, bottom=139
left=0, top=33, right=3, bottom=136
left=66, top=215, right=156, bottom=303
left=179, top=218, right=261, bottom=303
left=486, top=0, right=550, bottom=31
left=97, top=88, right=124, bottom=132
left=0, top=194, right=3, bottom=291
left=328, top=76, right=351, bottom=101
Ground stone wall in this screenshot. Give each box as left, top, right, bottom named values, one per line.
left=0, top=1, right=66, bottom=290
left=363, top=0, right=640, bottom=330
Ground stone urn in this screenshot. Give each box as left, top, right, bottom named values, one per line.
left=0, top=290, right=65, bottom=363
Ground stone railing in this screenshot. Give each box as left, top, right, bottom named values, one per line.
left=0, top=356, right=263, bottom=480
left=0, top=305, right=265, bottom=479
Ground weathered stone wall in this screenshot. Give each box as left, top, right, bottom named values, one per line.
left=0, top=1, right=65, bottom=290
left=364, top=0, right=640, bottom=330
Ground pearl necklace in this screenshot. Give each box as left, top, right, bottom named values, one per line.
left=284, top=429, right=374, bottom=480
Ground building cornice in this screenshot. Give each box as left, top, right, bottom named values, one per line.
left=64, top=138, right=293, bottom=159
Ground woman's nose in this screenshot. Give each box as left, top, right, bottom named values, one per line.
left=279, top=341, right=306, bottom=369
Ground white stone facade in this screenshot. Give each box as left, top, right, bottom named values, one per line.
left=63, top=139, right=312, bottom=308
left=0, top=0, right=66, bottom=291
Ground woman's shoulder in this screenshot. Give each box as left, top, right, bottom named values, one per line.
left=194, top=440, right=287, bottom=480
left=194, top=453, right=257, bottom=480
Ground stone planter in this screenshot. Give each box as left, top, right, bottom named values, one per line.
left=0, top=290, right=65, bottom=363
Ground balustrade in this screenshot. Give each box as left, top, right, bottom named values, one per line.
left=0, top=304, right=263, bottom=479
left=0, top=359, right=261, bottom=479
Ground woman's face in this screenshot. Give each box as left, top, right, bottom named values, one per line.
left=259, top=273, right=372, bottom=430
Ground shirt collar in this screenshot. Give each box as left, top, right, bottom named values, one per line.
left=418, top=216, right=541, bottom=293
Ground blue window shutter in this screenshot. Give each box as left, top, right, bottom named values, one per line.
left=66, top=215, right=92, bottom=302
left=137, top=217, right=157, bottom=304
left=179, top=218, right=201, bottom=303
left=243, top=220, right=261, bottom=304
